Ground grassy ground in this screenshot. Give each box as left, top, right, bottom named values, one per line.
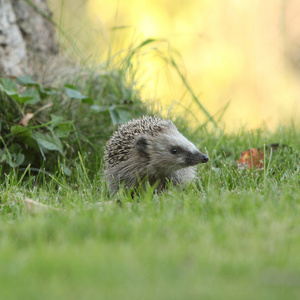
left=1, top=123, right=299, bottom=300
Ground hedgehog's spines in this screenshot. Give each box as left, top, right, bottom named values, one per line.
left=104, top=116, right=173, bottom=168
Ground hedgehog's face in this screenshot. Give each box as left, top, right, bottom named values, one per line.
left=134, top=130, right=208, bottom=175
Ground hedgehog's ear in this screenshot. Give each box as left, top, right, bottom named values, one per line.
left=135, top=136, right=149, bottom=154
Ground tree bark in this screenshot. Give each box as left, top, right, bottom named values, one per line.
left=0, top=0, right=58, bottom=77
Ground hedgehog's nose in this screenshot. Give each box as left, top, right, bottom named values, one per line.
left=186, top=151, right=209, bottom=166
left=200, top=153, right=209, bottom=163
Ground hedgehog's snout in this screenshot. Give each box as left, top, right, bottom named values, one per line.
left=185, top=151, right=209, bottom=166
left=199, top=152, right=209, bottom=163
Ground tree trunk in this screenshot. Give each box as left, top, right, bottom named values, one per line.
left=0, top=0, right=58, bottom=77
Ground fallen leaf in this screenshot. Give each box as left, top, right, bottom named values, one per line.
left=19, top=113, right=34, bottom=127
left=19, top=103, right=53, bottom=127
left=237, top=148, right=264, bottom=170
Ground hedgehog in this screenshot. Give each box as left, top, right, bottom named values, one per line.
left=104, top=116, right=208, bottom=194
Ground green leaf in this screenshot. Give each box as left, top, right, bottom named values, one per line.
left=11, top=125, right=37, bottom=149
left=33, top=132, right=64, bottom=156
left=90, top=105, right=109, bottom=113
left=17, top=75, right=37, bottom=86
left=108, top=106, right=120, bottom=125
left=40, top=87, right=59, bottom=96
left=109, top=106, right=132, bottom=125
left=65, top=85, right=88, bottom=99
left=50, top=114, right=65, bottom=128
left=115, top=109, right=132, bottom=124
left=11, top=125, right=32, bottom=138
left=0, top=78, right=18, bottom=96
left=50, top=115, right=72, bottom=138
left=54, top=123, right=72, bottom=138
left=82, top=97, right=94, bottom=104
left=7, top=153, right=25, bottom=168
left=18, top=89, right=40, bottom=104
left=63, top=165, right=72, bottom=176
left=0, top=78, right=40, bottom=104
left=9, top=93, right=32, bottom=103
left=1, top=148, right=25, bottom=168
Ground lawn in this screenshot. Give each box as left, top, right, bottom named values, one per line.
left=1, top=124, right=299, bottom=300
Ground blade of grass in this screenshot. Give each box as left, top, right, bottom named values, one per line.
left=168, top=52, right=219, bottom=129
left=78, top=151, right=92, bottom=187
left=264, top=144, right=266, bottom=187
left=17, top=164, right=31, bottom=186
left=123, top=38, right=219, bottom=129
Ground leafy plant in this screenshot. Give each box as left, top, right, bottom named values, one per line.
left=0, top=76, right=65, bottom=168
left=0, top=64, right=148, bottom=175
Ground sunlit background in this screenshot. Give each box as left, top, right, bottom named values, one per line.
left=49, top=0, right=300, bottom=131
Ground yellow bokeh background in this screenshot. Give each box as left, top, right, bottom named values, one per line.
left=49, top=0, right=300, bottom=130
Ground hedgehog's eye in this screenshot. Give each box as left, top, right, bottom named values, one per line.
left=170, top=147, right=178, bottom=154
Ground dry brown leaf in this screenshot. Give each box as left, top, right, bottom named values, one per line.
left=237, top=148, right=264, bottom=170
left=19, top=103, right=53, bottom=127
left=19, top=113, right=34, bottom=127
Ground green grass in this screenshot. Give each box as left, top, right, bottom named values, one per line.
left=0, top=124, right=299, bottom=300
left=1, top=6, right=299, bottom=298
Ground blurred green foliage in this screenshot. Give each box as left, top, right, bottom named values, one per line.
left=0, top=69, right=148, bottom=174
